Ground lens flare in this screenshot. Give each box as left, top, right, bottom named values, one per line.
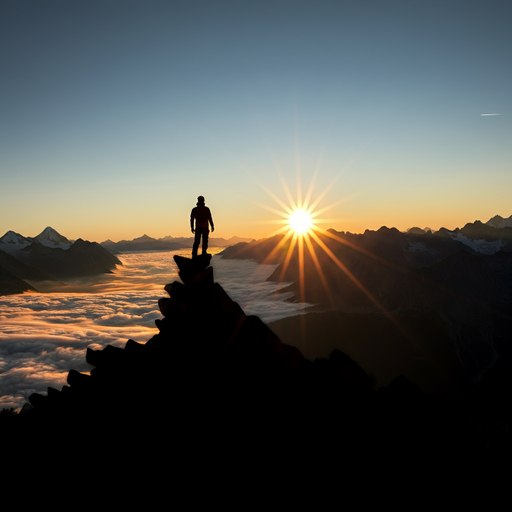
left=289, top=209, right=312, bottom=235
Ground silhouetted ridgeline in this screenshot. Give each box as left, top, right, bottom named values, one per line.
left=4, top=254, right=510, bottom=469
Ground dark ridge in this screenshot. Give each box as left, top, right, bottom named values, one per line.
left=218, top=234, right=286, bottom=263
left=0, top=265, right=37, bottom=295
left=0, top=249, right=55, bottom=282
left=19, top=238, right=121, bottom=278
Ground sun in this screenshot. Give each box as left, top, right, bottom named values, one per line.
left=288, top=209, right=312, bottom=235
left=239, top=152, right=424, bottom=361
left=248, top=167, right=410, bottom=329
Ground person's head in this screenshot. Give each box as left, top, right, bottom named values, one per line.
left=197, top=195, right=205, bottom=206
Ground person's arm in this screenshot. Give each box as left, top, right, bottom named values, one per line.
left=209, top=210, right=214, bottom=232
left=190, top=210, right=195, bottom=233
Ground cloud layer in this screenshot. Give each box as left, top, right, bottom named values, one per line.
left=0, top=250, right=311, bottom=409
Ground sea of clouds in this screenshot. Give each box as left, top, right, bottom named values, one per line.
left=0, top=249, right=311, bottom=410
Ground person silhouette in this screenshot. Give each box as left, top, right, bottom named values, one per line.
left=190, top=196, right=214, bottom=258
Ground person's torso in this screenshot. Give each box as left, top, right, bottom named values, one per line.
left=192, top=206, right=211, bottom=229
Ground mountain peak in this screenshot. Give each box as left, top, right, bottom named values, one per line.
left=486, top=215, right=504, bottom=228
left=0, top=230, right=33, bottom=251
left=406, top=227, right=426, bottom=235
left=132, top=234, right=156, bottom=242
left=0, top=230, right=30, bottom=242
left=486, top=214, right=512, bottom=229
left=34, top=226, right=68, bottom=241
left=33, top=227, right=71, bottom=249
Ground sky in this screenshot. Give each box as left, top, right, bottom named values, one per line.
left=1, top=0, right=511, bottom=242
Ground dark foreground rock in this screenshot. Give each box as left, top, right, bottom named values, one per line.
left=3, top=255, right=507, bottom=475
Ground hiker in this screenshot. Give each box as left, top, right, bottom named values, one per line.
left=190, top=196, right=214, bottom=258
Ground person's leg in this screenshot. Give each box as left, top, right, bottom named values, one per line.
left=202, top=230, right=209, bottom=255
left=192, top=231, right=201, bottom=257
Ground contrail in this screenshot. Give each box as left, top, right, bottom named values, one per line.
left=480, top=113, right=501, bottom=116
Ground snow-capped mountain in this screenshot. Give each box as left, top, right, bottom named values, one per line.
left=0, top=227, right=71, bottom=253
left=404, top=216, right=512, bottom=256
left=33, top=227, right=71, bottom=250
left=0, top=230, right=33, bottom=253
left=0, top=227, right=121, bottom=295
left=449, top=232, right=505, bottom=255
left=444, top=218, right=512, bottom=255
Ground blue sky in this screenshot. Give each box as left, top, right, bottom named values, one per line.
left=1, top=0, right=511, bottom=241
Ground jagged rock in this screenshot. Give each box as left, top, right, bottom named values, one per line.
left=386, top=374, right=425, bottom=404
left=67, top=369, right=92, bottom=389
left=328, top=349, right=373, bottom=389
left=157, top=297, right=172, bottom=316
left=124, top=339, right=146, bottom=353
left=19, top=402, right=33, bottom=414
left=28, top=393, right=47, bottom=409
left=173, top=254, right=212, bottom=284
left=86, top=344, right=125, bottom=368
left=47, top=387, right=60, bottom=397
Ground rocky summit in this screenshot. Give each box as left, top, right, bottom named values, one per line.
left=4, top=255, right=508, bottom=472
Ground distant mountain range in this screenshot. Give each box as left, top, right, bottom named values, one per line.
left=220, top=214, right=512, bottom=384
left=486, top=214, right=512, bottom=229
left=100, top=234, right=254, bottom=253
left=0, top=227, right=253, bottom=295
left=404, top=214, right=512, bottom=253
left=0, top=227, right=121, bottom=295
